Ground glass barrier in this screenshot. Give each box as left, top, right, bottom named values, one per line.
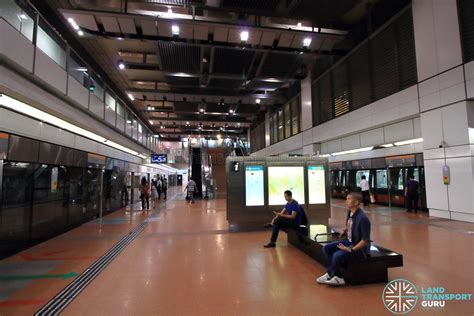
left=90, top=72, right=104, bottom=101
left=1, top=0, right=35, bottom=42
left=68, top=50, right=89, bottom=88
left=37, top=18, right=66, bottom=68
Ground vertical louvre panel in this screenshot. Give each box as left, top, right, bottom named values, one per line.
left=319, top=74, right=333, bottom=123
left=458, top=0, right=474, bottom=62
left=371, top=24, right=400, bottom=101
left=349, top=44, right=372, bottom=110
left=311, top=81, right=321, bottom=125
left=332, top=62, right=350, bottom=117
left=396, top=10, right=418, bottom=89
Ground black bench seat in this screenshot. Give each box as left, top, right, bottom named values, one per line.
left=283, top=227, right=403, bottom=285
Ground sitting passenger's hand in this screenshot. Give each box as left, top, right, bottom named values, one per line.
left=337, top=243, right=352, bottom=252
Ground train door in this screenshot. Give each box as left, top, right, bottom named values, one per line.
left=388, top=167, right=406, bottom=208
left=407, top=167, right=427, bottom=211
left=355, top=170, right=370, bottom=191
left=374, top=169, right=389, bottom=204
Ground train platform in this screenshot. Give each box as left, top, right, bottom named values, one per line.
left=0, top=189, right=472, bottom=315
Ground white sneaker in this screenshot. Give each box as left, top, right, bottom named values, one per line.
left=316, top=273, right=331, bottom=284
left=324, top=276, right=346, bottom=286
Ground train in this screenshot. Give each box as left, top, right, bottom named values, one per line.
left=329, top=153, right=427, bottom=211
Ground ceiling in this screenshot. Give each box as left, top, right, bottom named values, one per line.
left=38, top=0, right=408, bottom=141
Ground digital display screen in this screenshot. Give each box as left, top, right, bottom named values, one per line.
left=151, top=154, right=167, bottom=163
left=308, top=166, right=326, bottom=204
left=268, top=166, right=305, bottom=205
left=245, top=165, right=264, bottom=206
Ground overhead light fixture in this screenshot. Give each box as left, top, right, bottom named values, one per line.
left=240, top=31, right=249, bottom=42
left=297, top=22, right=302, bottom=27
left=172, top=25, right=179, bottom=36
left=199, top=108, right=204, bottom=113
left=67, top=17, right=79, bottom=31
left=331, top=146, right=374, bottom=156
left=256, top=98, right=261, bottom=104
left=88, top=84, right=96, bottom=92
left=229, top=109, right=234, bottom=114
left=118, top=60, right=125, bottom=70
left=174, top=73, right=191, bottom=77
left=150, top=121, right=154, bottom=125
left=237, top=123, right=241, bottom=126
left=127, top=93, right=135, bottom=101
left=19, top=14, right=27, bottom=20
left=1, top=94, right=147, bottom=158
left=168, top=7, right=173, bottom=14
left=380, top=143, right=394, bottom=148
left=303, top=37, right=312, bottom=47
left=77, top=30, right=84, bottom=37
left=186, top=121, right=190, bottom=125
left=394, top=138, right=423, bottom=146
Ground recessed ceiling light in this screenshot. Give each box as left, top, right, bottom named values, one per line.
left=150, top=121, right=154, bottom=125
left=240, top=31, right=249, bottom=42
left=77, top=30, right=84, bottom=36
left=19, top=14, right=27, bottom=20
left=297, top=22, right=302, bottom=27
left=127, top=93, right=135, bottom=101
left=303, top=37, right=312, bottom=47
left=118, top=60, right=125, bottom=70
left=256, top=98, right=261, bottom=104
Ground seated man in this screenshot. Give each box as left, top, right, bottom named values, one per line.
left=316, top=192, right=371, bottom=286
left=264, top=190, right=302, bottom=248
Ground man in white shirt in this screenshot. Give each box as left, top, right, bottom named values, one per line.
left=359, top=175, right=370, bottom=208
left=184, top=178, right=198, bottom=204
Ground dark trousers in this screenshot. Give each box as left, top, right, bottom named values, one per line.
left=362, top=190, right=370, bottom=207
left=323, top=240, right=354, bottom=277
left=406, top=193, right=419, bottom=211
left=158, top=188, right=161, bottom=200
left=141, top=196, right=149, bottom=209
left=163, top=189, right=167, bottom=199
left=270, top=217, right=300, bottom=243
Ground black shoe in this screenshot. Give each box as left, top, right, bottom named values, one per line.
left=263, top=223, right=273, bottom=229
left=264, top=242, right=276, bottom=248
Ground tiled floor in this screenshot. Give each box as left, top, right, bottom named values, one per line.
left=0, top=189, right=473, bottom=315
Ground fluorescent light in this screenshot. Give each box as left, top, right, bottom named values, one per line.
left=150, top=121, right=154, bottom=125
left=240, top=31, right=249, bottom=42
left=229, top=109, right=234, bottom=114
left=394, top=138, right=423, bottom=146
left=77, top=30, right=84, bottom=36
left=264, top=78, right=281, bottom=83
left=172, top=25, right=179, bottom=36
left=174, top=73, right=191, bottom=77
left=168, top=8, right=173, bottom=14
left=127, top=93, right=135, bottom=101
left=256, top=98, right=261, bottom=104
left=68, top=18, right=80, bottom=31
left=297, top=22, right=302, bottom=27
left=381, top=143, right=394, bottom=148
left=186, top=121, right=190, bottom=125
left=303, top=37, right=312, bottom=47
left=331, top=146, right=374, bottom=156
left=318, top=154, right=331, bottom=158
left=19, top=14, right=27, bottom=20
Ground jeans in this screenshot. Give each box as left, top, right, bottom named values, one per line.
left=362, top=190, right=370, bottom=207
left=270, top=217, right=300, bottom=243
left=323, top=240, right=356, bottom=277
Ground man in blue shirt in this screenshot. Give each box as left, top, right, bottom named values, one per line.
left=316, top=192, right=371, bottom=285
left=264, top=190, right=302, bottom=248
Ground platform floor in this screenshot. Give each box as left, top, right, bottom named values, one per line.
left=0, top=188, right=473, bottom=315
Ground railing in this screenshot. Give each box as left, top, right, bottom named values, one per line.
left=0, top=0, right=159, bottom=154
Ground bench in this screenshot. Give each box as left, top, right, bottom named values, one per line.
left=284, top=227, right=403, bottom=285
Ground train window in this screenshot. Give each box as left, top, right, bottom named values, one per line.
left=355, top=170, right=370, bottom=188
left=413, top=168, right=420, bottom=182
left=376, top=170, right=388, bottom=188
left=397, top=169, right=404, bottom=190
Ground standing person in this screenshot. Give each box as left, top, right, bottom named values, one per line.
left=316, top=193, right=371, bottom=286
left=150, top=179, right=158, bottom=208
left=263, top=190, right=301, bottom=248
left=157, top=176, right=163, bottom=200
left=359, top=175, right=370, bottom=209
left=405, top=175, right=419, bottom=213
left=184, top=178, right=198, bottom=204
left=139, top=177, right=150, bottom=211
left=162, top=176, right=168, bottom=200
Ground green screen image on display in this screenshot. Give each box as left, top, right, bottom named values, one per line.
left=308, top=166, right=326, bottom=204
left=245, top=165, right=265, bottom=206
left=267, top=166, right=305, bottom=205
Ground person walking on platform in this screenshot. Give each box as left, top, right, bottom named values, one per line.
left=316, top=193, right=371, bottom=286
left=140, top=177, right=150, bottom=211
left=405, top=175, right=419, bottom=213
left=162, top=176, right=168, bottom=200
left=150, top=179, right=158, bottom=208
left=359, top=175, right=370, bottom=209
left=184, top=178, right=198, bottom=204
left=263, top=190, right=302, bottom=248
left=157, top=176, right=163, bottom=200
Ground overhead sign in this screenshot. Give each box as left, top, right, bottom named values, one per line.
left=151, top=154, right=167, bottom=163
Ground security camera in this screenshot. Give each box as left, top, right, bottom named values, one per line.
left=439, top=141, right=447, bottom=148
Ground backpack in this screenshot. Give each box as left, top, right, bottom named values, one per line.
left=299, top=205, right=308, bottom=226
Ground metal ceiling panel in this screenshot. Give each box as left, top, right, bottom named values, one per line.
left=141, top=20, right=158, bottom=36
left=208, top=78, right=244, bottom=88
left=278, top=33, right=294, bottom=47
left=221, top=0, right=280, bottom=10
left=248, top=30, right=262, bottom=45
left=118, top=18, right=137, bottom=34
left=157, top=21, right=173, bottom=37
left=227, top=28, right=241, bottom=44
left=320, top=36, right=340, bottom=50
left=158, top=42, right=201, bottom=72
left=212, top=48, right=255, bottom=75
left=100, top=16, right=121, bottom=33
left=64, top=13, right=98, bottom=31
left=310, top=35, right=325, bottom=50
left=260, top=31, right=276, bottom=46
left=214, top=27, right=228, bottom=42
left=258, top=52, right=301, bottom=78
left=194, top=25, right=208, bottom=40
left=290, top=34, right=306, bottom=49
left=246, top=80, right=284, bottom=91
left=165, top=75, right=200, bottom=86
left=180, top=24, right=194, bottom=40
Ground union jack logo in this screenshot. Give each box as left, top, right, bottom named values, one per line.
left=383, top=279, right=418, bottom=314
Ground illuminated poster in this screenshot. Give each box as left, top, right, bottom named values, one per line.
left=268, top=166, right=305, bottom=205
left=245, top=165, right=264, bottom=206
left=51, top=167, right=58, bottom=193
left=308, top=166, right=326, bottom=204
